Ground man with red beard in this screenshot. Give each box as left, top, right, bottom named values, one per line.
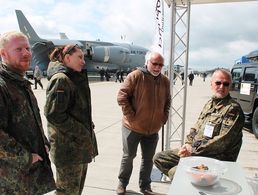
left=0, top=31, right=55, bottom=194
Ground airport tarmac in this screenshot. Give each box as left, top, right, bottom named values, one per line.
left=33, top=75, right=258, bottom=195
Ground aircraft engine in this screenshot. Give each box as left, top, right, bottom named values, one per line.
left=92, top=46, right=130, bottom=64
left=31, top=41, right=55, bottom=71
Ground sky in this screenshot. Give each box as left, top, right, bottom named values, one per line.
left=0, top=0, right=258, bottom=71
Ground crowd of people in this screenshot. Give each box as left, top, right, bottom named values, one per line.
left=98, top=68, right=134, bottom=82
left=0, top=31, right=245, bottom=195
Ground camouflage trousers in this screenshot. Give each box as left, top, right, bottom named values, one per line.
left=153, top=149, right=180, bottom=180
left=55, top=163, right=88, bottom=195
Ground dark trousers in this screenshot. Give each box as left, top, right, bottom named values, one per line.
left=34, top=78, right=43, bottom=89
left=153, top=149, right=180, bottom=179
left=115, top=76, right=121, bottom=82
left=118, top=126, right=159, bottom=189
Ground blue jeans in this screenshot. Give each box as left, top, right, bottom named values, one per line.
left=118, top=126, right=159, bottom=189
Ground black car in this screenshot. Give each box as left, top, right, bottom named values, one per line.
left=230, top=62, right=258, bottom=138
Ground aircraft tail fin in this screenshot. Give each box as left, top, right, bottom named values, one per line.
left=59, top=32, right=69, bottom=39
left=15, top=10, right=42, bottom=41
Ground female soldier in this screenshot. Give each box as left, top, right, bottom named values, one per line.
left=44, top=44, right=98, bottom=195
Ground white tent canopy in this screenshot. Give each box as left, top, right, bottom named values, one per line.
left=163, top=0, right=257, bottom=150
left=165, top=0, right=256, bottom=6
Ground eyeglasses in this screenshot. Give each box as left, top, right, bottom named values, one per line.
left=150, top=61, right=164, bottom=67
left=214, top=81, right=230, bottom=87
left=63, top=44, right=80, bottom=56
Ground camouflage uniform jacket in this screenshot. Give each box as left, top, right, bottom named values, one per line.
left=44, top=61, right=98, bottom=167
left=117, top=67, right=171, bottom=135
left=0, top=63, right=56, bottom=194
left=186, top=94, right=244, bottom=161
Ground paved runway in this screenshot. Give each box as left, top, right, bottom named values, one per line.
left=33, top=75, right=258, bottom=195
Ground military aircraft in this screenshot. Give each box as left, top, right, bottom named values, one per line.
left=15, top=10, right=149, bottom=77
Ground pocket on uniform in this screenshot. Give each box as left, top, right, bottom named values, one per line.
left=209, top=113, right=223, bottom=124
left=207, top=113, right=223, bottom=136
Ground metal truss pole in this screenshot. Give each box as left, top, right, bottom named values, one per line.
left=166, top=0, right=191, bottom=150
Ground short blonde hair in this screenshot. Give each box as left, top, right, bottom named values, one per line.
left=0, top=31, right=28, bottom=49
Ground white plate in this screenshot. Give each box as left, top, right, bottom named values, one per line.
left=195, top=178, right=242, bottom=195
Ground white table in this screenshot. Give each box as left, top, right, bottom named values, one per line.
left=168, top=159, right=253, bottom=195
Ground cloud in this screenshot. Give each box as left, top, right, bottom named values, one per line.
left=95, top=0, right=156, bottom=46
left=186, top=1, right=258, bottom=70
left=1, top=0, right=258, bottom=71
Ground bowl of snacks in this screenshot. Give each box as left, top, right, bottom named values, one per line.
left=181, top=156, right=227, bottom=186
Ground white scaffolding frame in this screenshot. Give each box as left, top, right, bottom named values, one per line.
left=164, top=0, right=256, bottom=150
left=165, top=0, right=191, bottom=150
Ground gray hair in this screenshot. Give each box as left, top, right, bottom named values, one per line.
left=212, top=68, right=232, bottom=83
left=145, top=51, right=152, bottom=65
left=144, top=51, right=164, bottom=65
left=0, top=31, right=28, bottom=49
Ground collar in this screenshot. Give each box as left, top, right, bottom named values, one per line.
left=0, top=63, right=32, bottom=86
left=211, top=94, right=231, bottom=110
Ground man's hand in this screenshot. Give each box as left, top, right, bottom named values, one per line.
left=32, top=153, right=43, bottom=164
left=178, top=144, right=192, bottom=157
left=45, top=145, right=49, bottom=154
